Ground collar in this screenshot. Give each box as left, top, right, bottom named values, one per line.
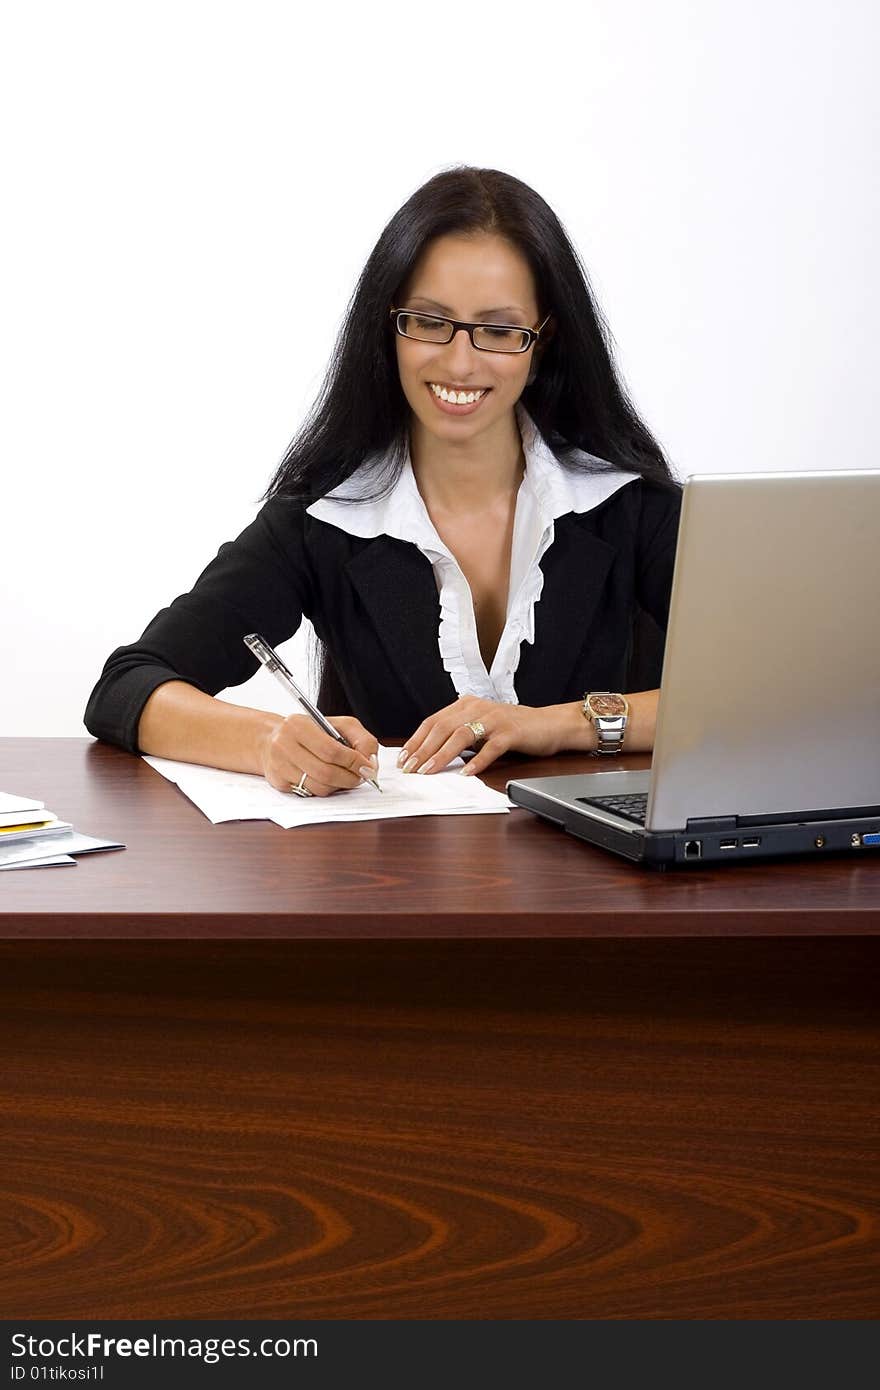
left=306, top=405, right=638, bottom=545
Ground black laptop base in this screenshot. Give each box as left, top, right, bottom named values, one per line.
left=506, top=780, right=880, bottom=869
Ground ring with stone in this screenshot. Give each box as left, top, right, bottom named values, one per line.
left=290, top=770, right=313, bottom=797
left=464, top=720, right=487, bottom=744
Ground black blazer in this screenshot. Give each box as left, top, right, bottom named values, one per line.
left=84, top=476, right=682, bottom=751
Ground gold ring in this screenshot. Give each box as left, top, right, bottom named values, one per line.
left=464, top=720, right=486, bottom=744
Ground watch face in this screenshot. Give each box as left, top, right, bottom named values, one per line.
left=589, top=694, right=627, bottom=717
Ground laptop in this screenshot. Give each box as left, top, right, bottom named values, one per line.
left=507, top=470, right=880, bottom=867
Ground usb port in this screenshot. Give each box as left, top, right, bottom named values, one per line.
left=742, top=837, right=761, bottom=848
left=719, top=838, right=737, bottom=850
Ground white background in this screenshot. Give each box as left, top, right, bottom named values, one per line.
left=2, top=0, right=877, bottom=735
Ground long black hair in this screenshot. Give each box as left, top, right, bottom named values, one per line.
left=265, top=166, right=677, bottom=503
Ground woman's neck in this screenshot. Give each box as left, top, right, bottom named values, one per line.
left=409, top=411, right=525, bottom=517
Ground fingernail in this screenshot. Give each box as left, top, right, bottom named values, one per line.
left=397, top=749, right=409, bottom=768
left=417, top=758, right=434, bottom=775
left=370, top=753, right=379, bottom=766
left=458, top=766, right=472, bottom=775
left=403, top=755, right=419, bottom=773
left=358, top=766, right=375, bottom=781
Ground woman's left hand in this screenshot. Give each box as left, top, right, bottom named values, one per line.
left=398, top=697, right=577, bottom=778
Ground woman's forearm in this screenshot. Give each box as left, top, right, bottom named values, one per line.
left=137, top=680, right=282, bottom=774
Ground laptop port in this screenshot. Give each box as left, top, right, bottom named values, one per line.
left=863, top=832, right=880, bottom=847
left=684, top=840, right=702, bottom=859
left=742, top=837, right=761, bottom=848
left=719, top=839, right=737, bottom=850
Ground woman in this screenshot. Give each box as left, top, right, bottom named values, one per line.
left=85, top=166, right=681, bottom=797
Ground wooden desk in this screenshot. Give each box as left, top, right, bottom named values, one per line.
left=1, top=738, right=878, bottom=1318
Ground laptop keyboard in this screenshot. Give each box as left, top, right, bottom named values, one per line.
left=581, top=793, right=649, bottom=826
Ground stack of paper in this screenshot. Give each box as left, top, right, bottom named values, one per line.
left=0, top=791, right=125, bottom=870
left=0, top=792, right=71, bottom=840
left=144, top=744, right=510, bottom=827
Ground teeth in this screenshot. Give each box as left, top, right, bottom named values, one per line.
left=429, top=384, right=486, bottom=404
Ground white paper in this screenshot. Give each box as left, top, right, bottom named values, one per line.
left=0, top=810, right=61, bottom=828
left=0, top=830, right=125, bottom=868
left=0, top=855, right=76, bottom=870
left=144, top=744, right=510, bottom=826
left=0, top=791, right=45, bottom=814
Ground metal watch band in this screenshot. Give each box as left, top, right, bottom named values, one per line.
left=593, top=723, right=627, bottom=754
left=582, top=692, right=629, bottom=756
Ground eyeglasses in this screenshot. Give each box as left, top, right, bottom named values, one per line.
left=389, top=307, right=551, bottom=354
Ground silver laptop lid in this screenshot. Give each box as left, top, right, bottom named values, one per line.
left=647, top=470, right=880, bottom=830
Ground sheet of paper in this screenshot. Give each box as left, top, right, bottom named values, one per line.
left=0, top=855, right=77, bottom=870
left=0, top=813, right=62, bottom=831
left=0, top=791, right=45, bottom=814
left=144, top=744, right=510, bottom=826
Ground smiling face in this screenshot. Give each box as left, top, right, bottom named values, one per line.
left=394, top=232, right=543, bottom=449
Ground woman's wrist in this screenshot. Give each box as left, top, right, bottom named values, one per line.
left=524, top=701, right=595, bottom=755
left=252, top=710, right=285, bottom=775
left=553, top=700, right=598, bottom=753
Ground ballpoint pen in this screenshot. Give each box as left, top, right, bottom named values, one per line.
left=243, top=633, right=382, bottom=792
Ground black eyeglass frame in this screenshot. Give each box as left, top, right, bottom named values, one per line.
left=389, top=307, right=552, bottom=354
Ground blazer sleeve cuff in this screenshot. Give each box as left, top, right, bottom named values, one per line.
left=84, top=664, right=202, bottom=755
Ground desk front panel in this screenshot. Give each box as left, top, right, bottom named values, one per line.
left=1, top=937, right=878, bottom=1319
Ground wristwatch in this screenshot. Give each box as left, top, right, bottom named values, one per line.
left=582, top=691, right=630, bottom=755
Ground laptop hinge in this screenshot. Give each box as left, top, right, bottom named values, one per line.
left=685, top=815, right=738, bottom=832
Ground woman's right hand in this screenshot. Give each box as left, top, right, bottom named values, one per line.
left=258, top=713, right=380, bottom=797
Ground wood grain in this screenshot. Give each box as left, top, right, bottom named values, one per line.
left=2, top=939, right=878, bottom=1319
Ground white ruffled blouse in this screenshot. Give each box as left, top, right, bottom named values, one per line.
left=306, top=406, right=637, bottom=705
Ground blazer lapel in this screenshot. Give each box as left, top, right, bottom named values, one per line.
left=345, top=536, right=458, bottom=713
left=514, top=516, right=617, bottom=704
